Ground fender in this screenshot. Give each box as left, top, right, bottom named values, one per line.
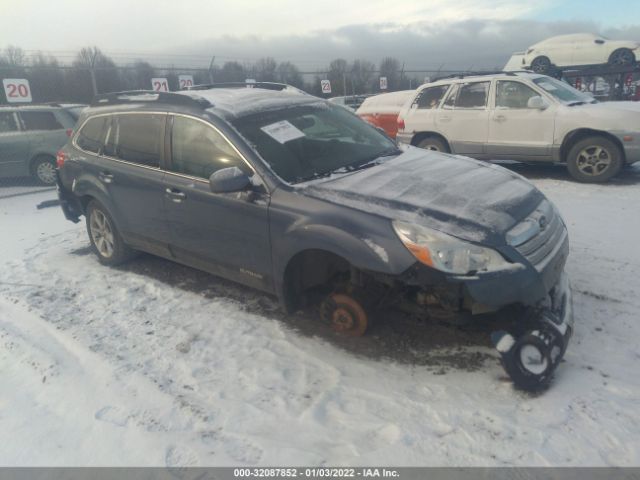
left=272, top=221, right=416, bottom=305
left=71, top=174, right=126, bottom=231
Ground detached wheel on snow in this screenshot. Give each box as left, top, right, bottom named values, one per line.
left=320, top=292, right=371, bottom=337
left=492, top=326, right=565, bottom=392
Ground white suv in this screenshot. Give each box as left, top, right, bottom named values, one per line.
left=396, top=72, right=640, bottom=182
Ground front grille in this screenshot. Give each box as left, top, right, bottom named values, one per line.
left=507, top=200, right=567, bottom=269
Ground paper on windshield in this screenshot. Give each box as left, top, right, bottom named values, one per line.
left=260, top=120, right=305, bottom=144
left=537, top=82, right=558, bottom=91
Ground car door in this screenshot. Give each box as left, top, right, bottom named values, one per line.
left=572, top=37, right=607, bottom=66
left=94, top=112, right=171, bottom=255
left=0, top=111, right=32, bottom=178
left=163, top=114, right=272, bottom=292
left=486, top=80, right=557, bottom=160
left=402, top=84, right=450, bottom=136
left=437, top=81, right=490, bottom=155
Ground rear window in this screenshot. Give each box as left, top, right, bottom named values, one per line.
left=0, top=112, right=18, bottom=133
left=20, top=111, right=64, bottom=131
left=415, top=85, right=449, bottom=109
left=444, top=82, right=490, bottom=109
left=76, top=116, right=108, bottom=154
left=104, top=114, right=164, bottom=168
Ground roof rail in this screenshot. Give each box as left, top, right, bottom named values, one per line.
left=187, top=82, right=291, bottom=91
left=91, top=90, right=211, bottom=108
left=431, top=70, right=521, bottom=82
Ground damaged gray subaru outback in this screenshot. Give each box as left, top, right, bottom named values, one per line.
left=56, top=84, right=573, bottom=391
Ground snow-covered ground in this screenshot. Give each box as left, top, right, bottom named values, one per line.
left=1, top=165, right=639, bottom=467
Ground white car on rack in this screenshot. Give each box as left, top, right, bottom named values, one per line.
left=522, top=33, right=639, bottom=73
left=395, top=72, right=640, bottom=182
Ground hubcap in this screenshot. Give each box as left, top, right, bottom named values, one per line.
left=519, top=344, right=548, bottom=375
left=36, top=161, right=56, bottom=184
left=576, top=145, right=612, bottom=176
left=89, top=210, right=115, bottom=258
left=425, top=144, right=440, bottom=151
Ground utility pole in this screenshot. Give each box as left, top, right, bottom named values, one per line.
left=88, top=48, right=98, bottom=96
left=343, top=73, right=347, bottom=97
left=208, top=55, right=216, bottom=84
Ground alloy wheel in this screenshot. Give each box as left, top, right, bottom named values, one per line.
left=89, top=210, right=115, bottom=258
left=36, top=161, right=56, bottom=185
left=576, top=145, right=612, bottom=177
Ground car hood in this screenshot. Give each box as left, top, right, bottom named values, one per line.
left=571, top=101, right=640, bottom=113
left=301, top=148, right=545, bottom=246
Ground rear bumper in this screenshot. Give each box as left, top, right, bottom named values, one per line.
left=396, top=132, right=413, bottom=145
left=56, top=171, right=82, bottom=223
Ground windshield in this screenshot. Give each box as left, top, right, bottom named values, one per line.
left=231, top=102, right=399, bottom=183
left=532, top=77, right=596, bottom=105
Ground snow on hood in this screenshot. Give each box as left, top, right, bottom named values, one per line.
left=574, top=101, right=640, bottom=114
left=301, top=148, right=545, bottom=245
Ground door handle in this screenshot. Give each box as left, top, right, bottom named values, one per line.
left=98, top=171, right=114, bottom=183
left=493, top=115, right=507, bottom=123
left=165, top=188, right=186, bottom=203
left=439, top=115, right=452, bottom=122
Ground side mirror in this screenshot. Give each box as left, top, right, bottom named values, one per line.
left=209, top=166, right=251, bottom=193
left=527, top=96, right=549, bottom=110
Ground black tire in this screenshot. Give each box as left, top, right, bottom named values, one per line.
left=608, top=48, right=636, bottom=67
left=498, top=328, right=564, bottom=392
left=416, top=136, right=450, bottom=153
left=530, top=56, right=552, bottom=74
left=566, top=136, right=623, bottom=183
left=85, top=200, right=136, bottom=266
left=31, top=155, right=57, bottom=186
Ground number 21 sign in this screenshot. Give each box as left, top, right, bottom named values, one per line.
left=3, top=79, right=32, bottom=103
left=151, top=78, right=169, bottom=92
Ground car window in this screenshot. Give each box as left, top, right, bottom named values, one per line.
left=104, top=114, right=164, bottom=168
left=169, top=116, right=247, bottom=179
left=76, top=116, right=108, bottom=154
left=20, top=111, right=64, bottom=131
left=455, top=82, right=490, bottom=108
left=0, top=112, right=18, bottom=133
left=415, top=85, right=449, bottom=109
left=496, top=81, right=540, bottom=109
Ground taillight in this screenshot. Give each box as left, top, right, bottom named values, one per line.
left=56, top=150, right=66, bottom=168
left=66, top=129, right=73, bottom=137
left=397, top=117, right=405, bottom=131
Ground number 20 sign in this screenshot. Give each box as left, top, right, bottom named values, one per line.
left=3, top=79, right=33, bottom=103
left=151, top=78, right=169, bottom=92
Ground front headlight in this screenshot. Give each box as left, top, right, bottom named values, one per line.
left=392, top=220, right=510, bottom=275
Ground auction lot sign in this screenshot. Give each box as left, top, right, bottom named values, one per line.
left=178, top=75, right=194, bottom=89
left=2, top=78, right=33, bottom=103
left=151, top=78, right=170, bottom=92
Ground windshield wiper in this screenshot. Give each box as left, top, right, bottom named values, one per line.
left=294, top=147, right=401, bottom=183
left=344, top=148, right=402, bottom=172
left=566, top=100, right=595, bottom=106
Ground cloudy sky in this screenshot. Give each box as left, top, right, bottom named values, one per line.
left=4, top=0, right=640, bottom=70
